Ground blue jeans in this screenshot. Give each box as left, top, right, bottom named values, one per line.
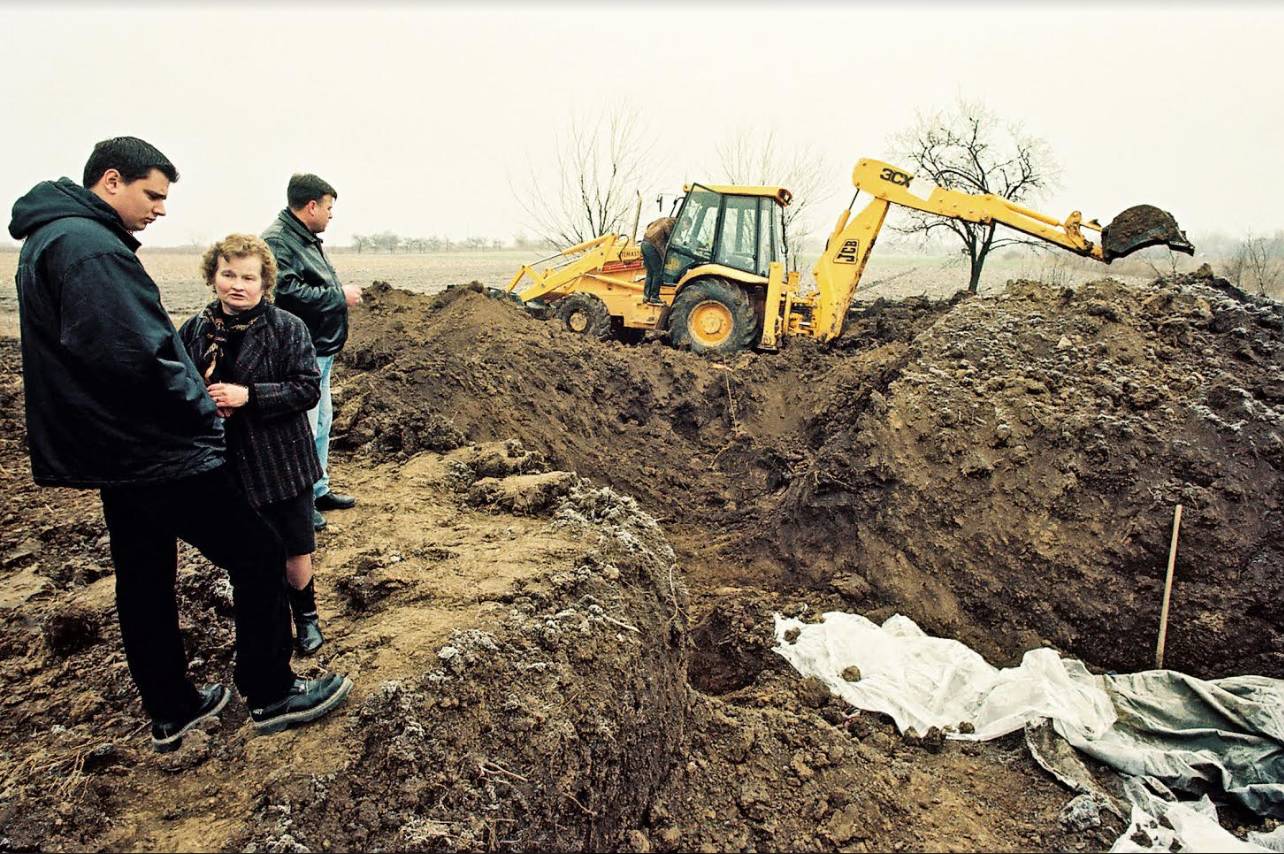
left=641, top=241, right=663, bottom=301
left=306, top=354, right=334, bottom=500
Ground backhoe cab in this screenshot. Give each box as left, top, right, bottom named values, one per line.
left=658, top=184, right=792, bottom=353
left=663, top=184, right=791, bottom=287
left=505, top=157, right=1193, bottom=355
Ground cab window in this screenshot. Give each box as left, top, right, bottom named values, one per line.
left=669, top=187, right=720, bottom=259
left=775, top=205, right=788, bottom=270
left=756, top=198, right=774, bottom=275
left=714, top=195, right=760, bottom=274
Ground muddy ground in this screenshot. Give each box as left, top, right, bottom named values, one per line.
left=0, top=263, right=1279, bottom=851
left=340, top=269, right=1284, bottom=680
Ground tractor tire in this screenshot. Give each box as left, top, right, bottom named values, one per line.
left=556, top=293, right=613, bottom=341
left=667, top=278, right=759, bottom=356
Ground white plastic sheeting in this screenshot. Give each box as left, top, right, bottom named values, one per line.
left=1110, top=779, right=1284, bottom=853
left=773, top=611, right=1284, bottom=853
left=772, top=612, right=1114, bottom=741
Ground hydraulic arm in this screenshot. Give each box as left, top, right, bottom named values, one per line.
left=808, top=159, right=1194, bottom=342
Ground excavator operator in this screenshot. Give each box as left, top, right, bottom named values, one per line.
left=640, top=215, right=675, bottom=306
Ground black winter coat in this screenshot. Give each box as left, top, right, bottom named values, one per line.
left=8, top=178, right=223, bottom=488
left=261, top=210, right=348, bottom=357
left=179, top=302, right=323, bottom=508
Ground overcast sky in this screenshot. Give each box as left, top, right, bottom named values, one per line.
left=2, top=2, right=1281, bottom=247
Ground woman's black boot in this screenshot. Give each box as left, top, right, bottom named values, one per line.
left=287, top=579, right=325, bottom=655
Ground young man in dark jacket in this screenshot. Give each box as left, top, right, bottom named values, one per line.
left=262, top=175, right=364, bottom=531
left=8, top=137, right=352, bottom=751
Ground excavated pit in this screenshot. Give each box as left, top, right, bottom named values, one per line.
left=337, top=271, right=1284, bottom=680
left=0, top=262, right=1280, bottom=851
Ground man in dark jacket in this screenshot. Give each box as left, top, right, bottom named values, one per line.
left=8, top=137, right=352, bottom=752
left=262, top=174, right=363, bottom=531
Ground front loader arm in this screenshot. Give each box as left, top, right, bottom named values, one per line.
left=506, top=234, right=624, bottom=302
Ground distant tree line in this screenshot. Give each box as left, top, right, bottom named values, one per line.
left=350, top=232, right=504, bottom=253
left=346, top=231, right=560, bottom=254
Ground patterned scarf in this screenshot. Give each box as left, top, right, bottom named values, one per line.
left=199, top=300, right=266, bottom=383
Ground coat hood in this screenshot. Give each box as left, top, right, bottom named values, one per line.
left=8, top=178, right=138, bottom=250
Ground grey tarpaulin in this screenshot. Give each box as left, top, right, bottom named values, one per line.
left=1062, top=671, right=1284, bottom=818
left=773, top=611, right=1284, bottom=850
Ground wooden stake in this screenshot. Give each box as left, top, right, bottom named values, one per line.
left=1155, top=504, right=1184, bottom=670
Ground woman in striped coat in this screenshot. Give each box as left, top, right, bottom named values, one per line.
left=179, top=234, right=327, bottom=655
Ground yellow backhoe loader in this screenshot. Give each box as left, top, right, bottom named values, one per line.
left=505, top=158, right=1193, bottom=355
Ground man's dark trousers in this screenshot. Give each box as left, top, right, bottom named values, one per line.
left=100, top=465, right=295, bottom=722
left=641, top=241, right=663, bottom=301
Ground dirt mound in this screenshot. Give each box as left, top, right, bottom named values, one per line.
left=767, top=268, right=1284, bottom=676
left=236, top=474, right=689, bottom=852
left=0, top=435, right=692, bottom=850
left=337, top=282, right=956, bottom=499
left=335, top=270, right=1283, bottom=679
left=334, top=283, right=953, bottom=595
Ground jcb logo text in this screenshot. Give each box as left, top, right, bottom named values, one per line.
left=879, top=168, right=912, bottom=186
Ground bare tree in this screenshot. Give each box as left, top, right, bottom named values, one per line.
left=369, top=230, right=401, bottom=254
left=516, top=106, right=653, bottom=248
left=714, top=129, right=831, bottom=267
left=1238, top=231, right=1284, bottom=296
left=893, top=98, right=1059, bottom=293
left=1223, top=243, right=1249, bottom=289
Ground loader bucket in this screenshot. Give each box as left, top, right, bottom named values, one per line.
left=1101, top=205, right=1195, bottom=262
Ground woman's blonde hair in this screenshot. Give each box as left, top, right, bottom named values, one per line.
left=200, top=233, right=278, bottom=299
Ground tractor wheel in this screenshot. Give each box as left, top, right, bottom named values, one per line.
left=556, top=293, right=613, bottom=341
left=667, top=278, right=759, bottom=356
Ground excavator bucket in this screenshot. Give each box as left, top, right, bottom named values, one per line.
left=1101, top=205, right=1195, bottom=262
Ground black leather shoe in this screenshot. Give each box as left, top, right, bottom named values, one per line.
left=151, top=683, right=229, bottom=753
left=315, top=492, right=356, bottom=511
left=294, top=612, right=325, bottom=655
left=250, top=672, right=353, bottom=735
left=312, top=509, right=327, bottom=531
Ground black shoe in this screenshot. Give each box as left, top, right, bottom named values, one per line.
left=294, top=612, right=325, bottom=655
left=643, top=297, right=664, bottom=306
left=315, top=492, right=356, bottom=511
left=151, top=684, right=230, bottom=753
left=250, top=673, right=353, bottom=735
left=312, top=509, right=327, bottom=531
